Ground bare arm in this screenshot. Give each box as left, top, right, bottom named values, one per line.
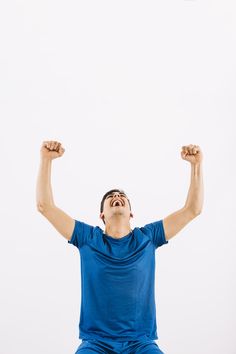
left=184, top=162, right=204, bottom=215
left=36, top=157, right=54, bottom=210
left=163, top=144, right=204, bottom=241
left=36, top=141, right=75, bottom=241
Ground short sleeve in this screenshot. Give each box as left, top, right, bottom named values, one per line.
left=142, top=219, right=168, bottom=249
left=67, top=219, right=94, bottom=249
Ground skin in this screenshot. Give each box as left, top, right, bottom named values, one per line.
left=99, top=144, right=203, bottom=240
left=37, top=141, right=203, bottom=242
left=100, top=192, right=134, bottom=239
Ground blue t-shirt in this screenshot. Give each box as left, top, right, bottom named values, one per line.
left=68, top=219, right=168, bottom=342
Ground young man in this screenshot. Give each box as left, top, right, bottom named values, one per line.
left=36, top=141, right=203, bottom=354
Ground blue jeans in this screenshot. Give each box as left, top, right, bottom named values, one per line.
left=75, top=338, right=165, bottom=354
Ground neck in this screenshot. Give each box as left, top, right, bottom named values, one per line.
left=104, top=222, right=132, bottom=239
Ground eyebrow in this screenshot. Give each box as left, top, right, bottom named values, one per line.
left=106, top=193, right=127, bottom=198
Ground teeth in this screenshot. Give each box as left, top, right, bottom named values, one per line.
left=112, top=200, right=122, bottom=206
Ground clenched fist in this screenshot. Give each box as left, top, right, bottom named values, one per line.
left=181, top=144, right=203, bottom=165
left=40, top=140, right=65, bottom=160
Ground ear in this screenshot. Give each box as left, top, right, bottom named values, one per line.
left=100, top=213, right=104, bottom=220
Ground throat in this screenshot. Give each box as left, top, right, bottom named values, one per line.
left=104, top=226, right=132, bottom=239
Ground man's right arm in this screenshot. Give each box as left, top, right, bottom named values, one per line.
left=36, top=141, right=75, bottom=241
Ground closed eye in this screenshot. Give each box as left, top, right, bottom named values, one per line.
left=106, top=194, right=126, bottom=199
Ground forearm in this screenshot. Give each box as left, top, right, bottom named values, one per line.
left=36, top=158, right=55, bottom=209
left=184, top=162, right=204, bottom=214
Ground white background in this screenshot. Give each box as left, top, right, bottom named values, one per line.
left=0, top=0, right=235, bottom=353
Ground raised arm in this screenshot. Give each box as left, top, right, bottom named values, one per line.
left=36, top=141, right=75, bottom=241
left=162, top=144, right=204, bottom=241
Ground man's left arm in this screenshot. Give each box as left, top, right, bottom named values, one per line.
left=163, top=144, right=204, bottom=241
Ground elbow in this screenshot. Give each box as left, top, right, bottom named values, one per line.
left=36, top=202, right=53, bottom=214
left=37, top=203, right=45, bottom=213
left=194, top=209, right=202, bottom=216
left=185, top=206, right=203, bottom=217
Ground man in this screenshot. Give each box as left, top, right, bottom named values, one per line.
left=36, top=141, right=203, bottom=354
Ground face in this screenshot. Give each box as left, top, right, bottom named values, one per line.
left=100, top=191, right=133, bottom=224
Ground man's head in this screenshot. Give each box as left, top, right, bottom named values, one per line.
left=100, top=189, right=133, bottom=225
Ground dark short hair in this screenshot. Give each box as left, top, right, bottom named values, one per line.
left=100, top=188, right=132, bottom=225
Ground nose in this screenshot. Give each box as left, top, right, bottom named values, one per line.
left=114, top=193, right=121, bottom=197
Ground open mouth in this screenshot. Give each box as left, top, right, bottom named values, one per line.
left=111, top=200, right=123, bottom=207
